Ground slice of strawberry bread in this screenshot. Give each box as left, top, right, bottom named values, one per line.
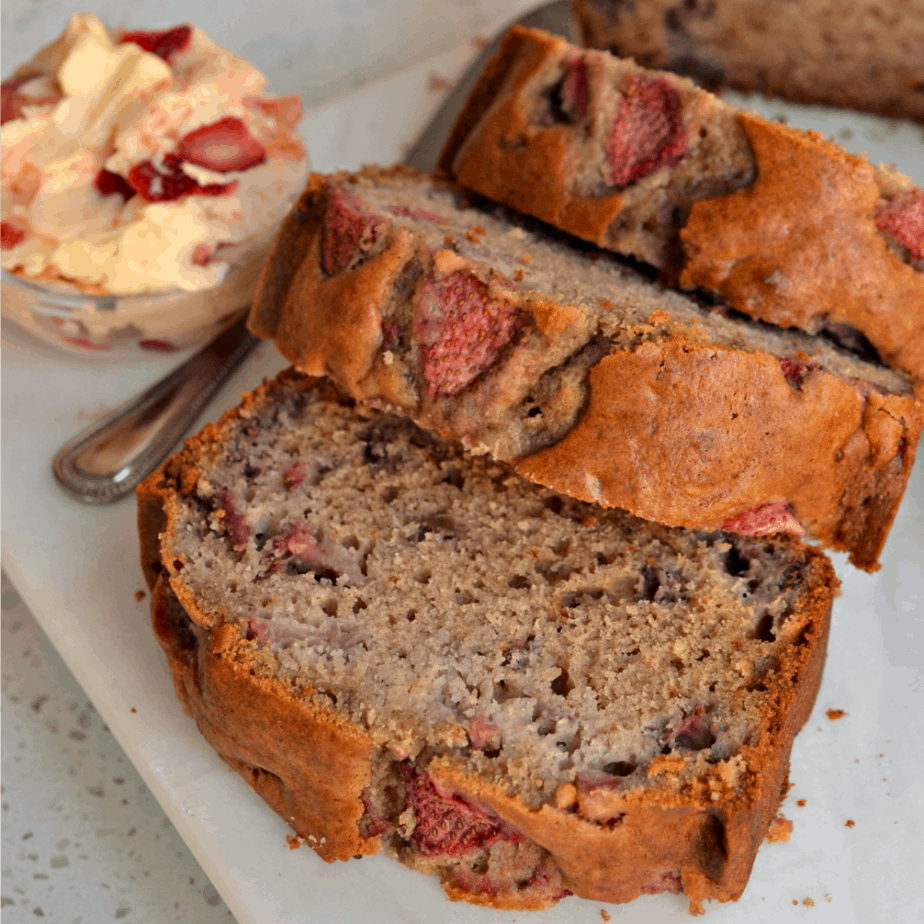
left=138, top=370, right=837, bottom=913
left=437, top=26, right=924, bottom=381
left=249, top=165, right=923, bottom=570
left=570, top=0, right=924, bottom=122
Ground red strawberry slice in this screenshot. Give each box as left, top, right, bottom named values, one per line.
left=1, top=76, right=29, bottom=125
left=874, top=190, right=924, bottom=265
left=721, top=501, right=805, bottom=538
left=607, top=75, right=688, bottom=188
left=560, top=56, right=589, bottom=122
left=413, top=269, right=526, bottom=398
left=128, top=152, right=237, bottom=202
left=401, top=764, right=523, bottom=857
left=179, top=117, right=266, bottom=174
left=138, top=339, right=176, bottom=351
left=321, top=189, right=386, bottom=275
left=1, top=221, right=25, bottom=250
left=94, top=169, right=135, bottom=202
left=120, top=25, right=192, bottom=66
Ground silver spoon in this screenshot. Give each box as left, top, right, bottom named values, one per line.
left=52, top=0, right=571, bottom=505
left=53, top=315, right=259, bottom=504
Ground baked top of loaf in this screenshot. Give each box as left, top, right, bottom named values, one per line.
left=570, top=0, right=924, bottom=123
left=437, top=25, right=924, bottom=381
left=250, top=165, right=923, bottom=570
left=138, top=370, right=837, bottom=912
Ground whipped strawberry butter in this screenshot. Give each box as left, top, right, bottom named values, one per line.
left=1, top=14, right=307, bottom=350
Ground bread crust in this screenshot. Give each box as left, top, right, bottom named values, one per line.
left=438, top=26, right=924, bottom=381
left=570, top=0, right=924, bottom=123
left=137, top=375, right=836, bottom=911
left=249, top=167, right=924, bottom=570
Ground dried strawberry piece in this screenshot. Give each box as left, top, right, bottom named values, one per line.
left=179, top=117, right=266, bottom=173
left=642, top=870, right=683, bottom=895
left=559, top=56, right=589, bottom=122
left=400, top=764, right=523, bottom=857
left=386, top=205, right=446, bottom=224
left=321, top=189, right=386, bottom=275
left=413, top=269, right=526, bottom=398
left=721, top=501, right=805, bottom=538
left=779, top=355, right=819, bottom=388
left=120, top=25, right=192, bottom=65
left=874, top=191, right=924, bottom=265
left=607, top=75, right=688, bottom=188
left=1, top=221, right=25, bottom=250
left=94, top=169, right=135, bottom=202
left=128, top=153, right=237, bottom=203
left=1, top=76, right=29, bottom=125
left=219, top=489, right=251, bottom=552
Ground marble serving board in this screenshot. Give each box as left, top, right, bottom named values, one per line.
left=3, top=3, right=924, bottom=922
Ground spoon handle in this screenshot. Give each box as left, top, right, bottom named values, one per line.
left=53, top=316, right=258, bottom=505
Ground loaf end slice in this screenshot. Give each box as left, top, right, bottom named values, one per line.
left=139, top=370, right=837, bottom=912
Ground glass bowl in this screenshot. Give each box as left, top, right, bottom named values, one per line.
left=1, top=238, right=273, bottom=359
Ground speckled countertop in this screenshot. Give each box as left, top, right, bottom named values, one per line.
left=2, top=571, right=235, bottom=921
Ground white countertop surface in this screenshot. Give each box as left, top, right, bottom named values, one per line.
left=2, top=2, right=923, bottom=922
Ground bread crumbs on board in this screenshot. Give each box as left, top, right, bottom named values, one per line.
left=600, top=911, right=611, bottom=922
left=134, top=589, right=146, bottom=601
left=803, top=898, right=815, bottom=907
left=767, top=813, right=793, bottom=843
left=826, top=708, right=848, bottom=720
left=845, top=819, right=856, bottom=828
left=286, top=835, right=302, bottom=850
left=796, top=798, right=807, bottom=806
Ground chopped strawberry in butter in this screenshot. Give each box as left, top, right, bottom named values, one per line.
left=1, top=13, right=307, bottom=297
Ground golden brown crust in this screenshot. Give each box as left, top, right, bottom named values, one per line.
left=438, top=27, right=627, bottom=249
left=680, top=115, right=924, bottom=381
left=514, top=336, right=924, bottom=571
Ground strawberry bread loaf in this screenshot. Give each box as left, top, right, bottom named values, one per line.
left=250, top=166, right=923, bottom=571
left=437, top=26, right=924, bottom=381
left=570, top=0, right=924, bottom=122
left=138, top=370, right=837, bottom=913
